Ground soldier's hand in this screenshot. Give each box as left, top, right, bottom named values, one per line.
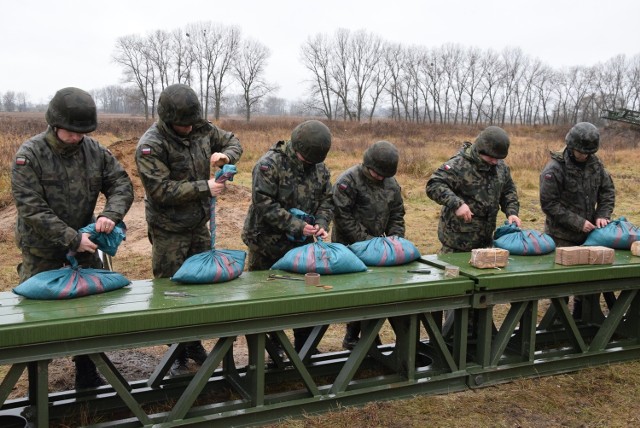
left=582, top=220, right=596, bottom=233
left=77, top=233, right=98, bottom=253
left=95, top=216, right=116, bottom=234
left=211, top=152, right=230, bottom=167
left=303, top=224, right=319, bottom=236
left=314, top=227, right=329, bottom=239
left=595, top=218, right=610, bottom=228
left=455, top=203, right=473, bottom=223
left=507, top=215, right=522, bottom=228
left=208, top=179, right=225, bottom=196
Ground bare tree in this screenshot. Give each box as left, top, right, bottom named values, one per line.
left=170, top=29, right=194, bottom=85
left=233, top=38, right=275, bottom=121
left=146, top=30, right=172, bottom=90
left=3, top=91, right=16, bottom=112
left=300, top=33, right=334, bottom=120
left=113, top=34, right=152, bottom=119
left=348, top=30, right=384, bottom=121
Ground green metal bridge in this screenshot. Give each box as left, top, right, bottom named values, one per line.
left=1, top=252, right=640, bottom=427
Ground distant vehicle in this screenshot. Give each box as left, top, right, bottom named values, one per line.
left=601, top=108, right=640, bottom=126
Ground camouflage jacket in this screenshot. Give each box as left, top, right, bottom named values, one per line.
left=540, top=148, right=615, bottom=244
left=242, top=140, right=333, bottom=254
left=12, top=127, right=133, bottom=255
left=426, top=142, right=519, bottom=251
left=135, top=119, right=242, bottom=232
left=332, top=164, right=405, bottom=245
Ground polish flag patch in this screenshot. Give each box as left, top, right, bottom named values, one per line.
left=15, top=157, right=27, bottom=165
left=544, top=173, right=553, bottom=180
left=444, top=164, right=452, bottom=171
left=338, top=183, right=348, bottom=191
left=259, top=164, right=270, bottom=171
left=141, top=147, right=152, bottom=155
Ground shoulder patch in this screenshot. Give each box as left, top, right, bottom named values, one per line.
left=259, top=164, right=270, bottom=172
left=140, top=146, right=152, bottom=155
left=544, top=173, right=554, bottom=180
left=443, top=164, right=452, bottom=171
left=338, top=183, right=348, bottom=191
left=15, top=156, right=27, bottom=166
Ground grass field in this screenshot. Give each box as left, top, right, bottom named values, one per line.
left=1, top=113, right=639, bottom=427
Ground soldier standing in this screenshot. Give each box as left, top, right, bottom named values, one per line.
left=242, top=120, right=333, bottom=353
left=539, top=122, right=615, bottom=317
left=426, top=126, right=521, bottom=253
left=11, top=87, right=134, bottom=389
left=135, top=84, right=242, bottom=374
left=332, top=141, right=405, bottom=349
left=539, top=122, right=615, bottom=247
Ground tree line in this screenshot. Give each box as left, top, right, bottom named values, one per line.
left=2, top=23, right=639, bottom=126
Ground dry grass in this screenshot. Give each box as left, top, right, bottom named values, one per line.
left=1, top=114, right=640, bottom=426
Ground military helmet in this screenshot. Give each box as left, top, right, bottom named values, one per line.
left=565, top=122, right=599, bottom=154
left=45, top=87, right=97, bottom=133
left=474, top=126, right=510, bottom=159
left=363, top=140, right=399, bottom=177
left=157, top=84, right=203, bottom=126
left=291, top=120, right=332, bottom=164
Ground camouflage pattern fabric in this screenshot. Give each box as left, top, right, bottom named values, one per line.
left=147, top=223, right=210, bottom=278
left=136, top=119, right=242, bottom=278
left=426, top=142, right=519, bottom=252
left=12, top=127, right=133, bottom=281
left=135, top=119, right=242, bottom=233
left=242, top=140, right=333, bottom=270
left=540, top=148, right=615, bottom=245
left=332, top=164, right=405, bottom=245
left=17, top=247, right=102, bottom=284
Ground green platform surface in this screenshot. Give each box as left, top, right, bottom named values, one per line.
left=0, top=261, right=473, bottom=348
left=422, top=251, right=640, bottom=291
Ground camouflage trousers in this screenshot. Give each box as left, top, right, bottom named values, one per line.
left=18, top=247, right=102, bottom=283
left=147, top=224, right=210, bottom=278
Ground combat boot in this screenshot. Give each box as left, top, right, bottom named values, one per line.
left=185, top=341, right=208, bottom=365
left=74, top=355, right=106, bottom=390
left=170, top=350, right=190, bottom=376
left=294, top=327, right=318, bottom=354
left=342, top=321, right=361, bottom=350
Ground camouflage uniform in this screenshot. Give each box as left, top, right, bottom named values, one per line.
left=332, top=165, right=405, bottom=244
left=540, top=149, right=615, bottom=246
left=135, top=119, right=242, bottom=278
left=242, top=140, right=333, bottom=269
left=12, top=127, right=133, bottom=282
left=426, top=142, right=519, bottom=252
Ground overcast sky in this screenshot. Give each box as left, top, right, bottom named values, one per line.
left=3, top=0, right=639, bottom=105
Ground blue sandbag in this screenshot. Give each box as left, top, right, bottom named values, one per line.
left=348, top=236, right=421, bottom=266
left=271, top=239, right=367, bottom=274
left=13, top=254, right=130, bottom=300
left=171, top=165, right=247, bottom=284
left=79, top=221, right=127, bottom=256
left=493, top=222, right=555, bottom=255
left=583, top=217, right=640, bottom=249
left=172, top=249, right=246, bottom=283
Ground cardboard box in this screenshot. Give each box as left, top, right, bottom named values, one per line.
left=632, top=241, right=640, bottom=257
left=554, top=246, right=590, bottom=266
left=587, top=246, right=615, bottom=264
left=469, top=248, right=509, bottom=269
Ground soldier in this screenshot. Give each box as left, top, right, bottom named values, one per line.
left=11, top=87, right=134, bottom=389
left=539, top=122, right=615, bottom=247
left=242, top=120, right=333, bottom=354
left=332, top=141, right=405, bottom=349
left=539, top=122, right=615, bottom=317
left=426, top=126, right=521, bottom=253
left=135, top=84, right=242, bottom=374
